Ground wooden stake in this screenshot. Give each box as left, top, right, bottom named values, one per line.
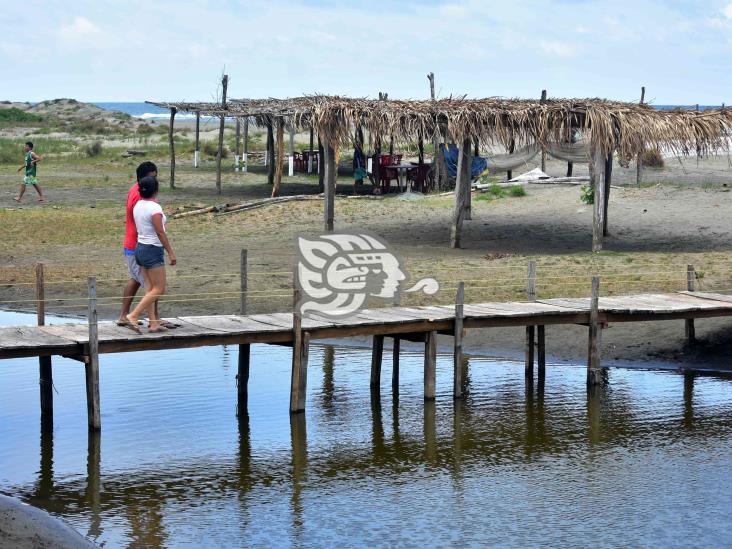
left=86, top=277, right=101, bottom=430
left=308, top=126, right=314, bottom=173
left=371, top=335, right=384, bottom=389
left=324, top=143, right=336, bottom=232
left=240, top=249, right=248, bottom=315
left=290, top=277, right=307, bottom=413
left=450, top=137, right=472, bottom=248
left=194, top=111, right=200, bottom=168
left=540, top=90, right=547, bottom=172
left=235, top=118, right=241, bottom=172
left=686, top=264, right=696, bottom=344
left=267, top=123, right=275, bottom=186
left=603, top=151, right=613, bottom=236
left=272, top=118, right=284, bottom=197
left=591, top=147, right=608, bottom=252
left=587, top=276, right=603, bottom=386
left=424, top=330, right=437, bottom=400
left=392, top=336, right=400, bottom=392
left=525, top=260, right=536, bottom=378
left=36, top=264, right=52, bottom=418
left=237, top=343, right=250, bottom=413
left=537, top=324, right=546, bottom=377
left=636, top=86, right=646, bottom=186
left=566, top=162, right=573, bottom=177
left=317, top=137, right=324, bottom=192
left=242, top=118, right=249, bottom=173
left=168, top=107, right=176, bottom=189
left=453, top=282, right=465, bottom=399
left=288, top=128, right=295, bottom=177
left=216, top=74, right=228, bottom=194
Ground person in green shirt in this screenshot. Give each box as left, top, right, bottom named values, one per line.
left=15, top=141, right=45, bottom=202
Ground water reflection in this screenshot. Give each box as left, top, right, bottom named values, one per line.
left=4, top=340, right=732, bottom=547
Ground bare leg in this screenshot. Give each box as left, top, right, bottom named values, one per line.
left=14, top=184, right=25, bottom=202
left=118, top=279, right=141, bottom=322
left=127, top=266, right=166, bottom=331
left=32, top=184, right=44, bottom=201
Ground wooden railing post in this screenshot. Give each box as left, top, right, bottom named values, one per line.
left=424, top=331, right=437, bottom=400
left=587, top=276, right=603, bottom=387
left=525, top=261, right=536, bottom=379
left=86, top=277, right=101, bottom=430
left=237, top=249, right=250, bottom=414
left=290, top=273, right=308, bottom=413
left=453, top=282, right=465, bottom=399
left=36, top=264, right=53, bottom=419
left=685, top=264, right=696, bottom=344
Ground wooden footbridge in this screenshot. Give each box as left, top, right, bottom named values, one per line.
left=2, top=264, right=732, bottom=430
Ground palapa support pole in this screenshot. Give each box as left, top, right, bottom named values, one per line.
left=290, top=274, right=308, bottom=413
left=272, top=118, right=284, bottom=198
left=686, top=264, right=696, bottom=344
left=424, top=331, right=437, bottom=400
left=234, top=118, right=241, bottom=172
left=308, top=126, right=314, bottom=173
left=453, top=282, right=465, bottom=399
left=86, top=277, right=101, bottom=431
left=507, top=139, right=515, bottom=181
left=525, top=260, right=537, bottom=379
left=36, top=264, right=53, bottom=420
left=317, top=137, right=324, bottom=191
left=537, top=325, right=546, bottom=379
left=603, top=152, right=613, bottom=236
left=540, top=90, right=547, bottom=172
left=238, top=249, right=250, bottom=412
left=242, top=118, right=249, bottom=173
left=267, top=123, right=275, bottom=185
left=428, top=72, right=448, bottom=190
left=168, top=107, right=176, bottom=189
left=450, top=137, right=472, bottom=248
left=323, top=143, right=336, bottom=232
left=587, top=276, right=603, bottom=387
left=215, top=74, right=228, bottom=194
left=288, top=128, right=295, bottom=177
left=371, top=335, right=384, bottom=391
left=591, top=146, right=608, bottom=252
left=392, top=336, right=400, bottom=393
left=194, top=111, right=200, bottom=168
left=636, top=86, right=646, bottom=186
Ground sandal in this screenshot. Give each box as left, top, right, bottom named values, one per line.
left=119, top=317, right=142, bottom=335
left=148, top=320, right=169, bottom=334
left=160, top=320, right=181, bottom=329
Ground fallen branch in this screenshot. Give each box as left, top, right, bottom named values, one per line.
left=217, top=195, right=322, bottom=216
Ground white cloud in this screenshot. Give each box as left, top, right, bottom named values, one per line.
left=57, top=16, right=104, bottom=45
left=540, top=41, right=576, bottom=58
left=723, top=3, right=732, bottom=19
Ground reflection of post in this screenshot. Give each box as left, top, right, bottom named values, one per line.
left=525, top=261, right=536, bottom=380
left=424, top=331, right=437, bottom=400
left=587, top=384, right=603, bottom=445
left=321, top=345, right=335, bottom=414
left=524, top=374, right=536, bottom=456
left=452, top=399, right=464, bottom=478
left=237, top=408, right=252, bottom=491
left=86, top=430, right=102, bottom=541
left=424, top=400, right=437, bottom=464
left=391, top=389, right=401, bottom=448
left=371, top=388, right=385, bottom=455
left=289, top=413, right=307, bottom=535
left=683, top=371, right=695, bottom=429
left=37, top=420, right=54, bottom=500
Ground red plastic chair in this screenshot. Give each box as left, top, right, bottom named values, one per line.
left=408, top=164, right=432, bottom=192
left=378, top=154, right=397, bottom=191
left=293, top=152, right=306, bottom=172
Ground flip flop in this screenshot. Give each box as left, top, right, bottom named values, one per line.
left=160, top=320, right=181, bottom=329
left=148, top=326, right=169, bottom=334
left=116, top=319, right=144, bottom=326
left=119, top=318, right=142, bottom=335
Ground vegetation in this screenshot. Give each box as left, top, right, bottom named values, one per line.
left=580, top=184, right=594, bottom=204
left=640, top=148, right=665, bottom=168
left=0, top=108, right=43, bottom=123
left=84, top=141, right=103, bottom=157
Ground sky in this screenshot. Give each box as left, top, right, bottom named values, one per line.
left=2, top=0, right=732, bottom=104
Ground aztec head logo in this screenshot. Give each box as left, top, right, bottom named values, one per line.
left=296, top=232, right=439, bottom=319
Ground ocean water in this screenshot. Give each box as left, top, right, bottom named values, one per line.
left=2, top=309, right=732, bottom=547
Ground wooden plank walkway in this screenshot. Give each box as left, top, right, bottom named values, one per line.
left=2, top=291, right=732, bottom=428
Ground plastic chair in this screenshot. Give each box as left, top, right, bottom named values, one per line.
left=408, top=164, right=433, bottom=192
left=378, top=154, right=397, bottom=191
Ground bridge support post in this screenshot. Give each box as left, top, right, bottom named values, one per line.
left=453, top=282, right=465, bottom=399
left=525, top=261, right=537, bottom=380
left=237, top=248, right=250, bottom=414
left=86, top=277, right=101, bottom=430
left=36, top=264, right=53, bottom=421
left=424, top=330, right=437, bottom=400
left=370, top=335, right=384, bottom=390
left=587, top=276, right=603, bottom=387
left=537, top=325, right=546, bottom=379
left=392, top=336, right=400, bottom=393
left=290, top=280, right=309, bottom=413
left=685, top=264, right=696, bottom=344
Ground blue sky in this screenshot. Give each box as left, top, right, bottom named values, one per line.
left=2, top=0, right=732, bottom=104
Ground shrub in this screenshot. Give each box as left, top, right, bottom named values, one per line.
left=580, top=184, right=594, bottom=204
left=640, top=148, right=664, bottom=168
left=201, top=140, right=229, bottom=158
left=0, top=108, right=43, bottom=123
left=84, top=141, right=103, bottom=157
left=508, top=184, right=526, bottom=197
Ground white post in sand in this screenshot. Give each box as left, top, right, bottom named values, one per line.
left=288, top=129, right=295, bottom=177
left=243, top=153, right=248, bottom=173
left=367, top=157, right=373, bottom=173
left=194, top=150, right=199, bottom=168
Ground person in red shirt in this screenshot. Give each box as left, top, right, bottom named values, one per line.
left=117, top=161, right=177, bottom=329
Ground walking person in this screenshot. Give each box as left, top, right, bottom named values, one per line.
left=15, top=141, right=45, bottom=202
left=121, top=176, right=177, bottom=334
left=118, top=161, right=178, bottom=329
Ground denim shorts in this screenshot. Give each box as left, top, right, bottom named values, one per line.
left=135, top=243, right=165, bottom=269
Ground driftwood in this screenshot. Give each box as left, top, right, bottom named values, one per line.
left=218, top=195, right=322, bottom=216
left=121, top=149, right=146, bottom=158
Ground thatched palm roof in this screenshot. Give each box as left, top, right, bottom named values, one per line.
left=148, top=96, right=732, bottom=161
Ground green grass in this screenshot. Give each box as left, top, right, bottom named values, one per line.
left=0, top=108, right=43, bottom=123
left=0, top=137, right=81, bottom=164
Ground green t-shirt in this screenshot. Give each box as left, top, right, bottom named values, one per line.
left=25, top=151, right=36, bottom=177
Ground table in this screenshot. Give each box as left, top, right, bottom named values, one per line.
left=385, top=163, right=417, bottom=192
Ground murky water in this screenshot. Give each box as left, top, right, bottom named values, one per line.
left=1, top=311, right=732, bottom=547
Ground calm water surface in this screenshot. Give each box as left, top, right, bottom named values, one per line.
left=1, top=311, right=731, bottom=547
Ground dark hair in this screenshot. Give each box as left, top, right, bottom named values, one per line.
left=136, top=161, right=158, bottom=181
left=138, top=176, right=159, bottom=199
left=25, top=141, right=33, bottom=149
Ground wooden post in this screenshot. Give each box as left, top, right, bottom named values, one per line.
left=216, top=74, right=228, bottom=194
left=324, top=143, right=336, bottom=232
left=242, top=118, right=249, bottom=173
left=238, top=248, right=250, bottom=411
left=290, top=279, right=308, bottom=413
left=86, top=277, right=101, bottom=430
left=525, top=260, right=536, bottom=378
left=591, top=147, right=608, bottom=252
left=418, top=130, right=424, bottom=166
left=371, top=335, right=384, bottom=390
left=288, top=128, right=295, bottom=177
left=168, top=107, right=176, bottom=189
left=308, top=126, right=314, bottom=173
left=507, top=139, right=515, bottom=181
left=686, top=264, right=696, bottom=344
left=36, top=264, right=53, bottom=419
left=537, top=325, right=546, bottom=378
left=267, top=123, right=275, bottom=186
left=587, top=276, right=603, bottom=387
left=603, top=152, right=613, bottom=237
left=566, top=162, right=573, bottom=177
left=424, top=331, right=437, bottom=400
left=272, top=118, right=284, bottom=198
left=453, top=282, right=465, bottom=399
left=194, top=111, right=200, bottom=168
left=636, top=86, right=646, bottom=186
left=450, top=137, right=472, bottom=248
left=540, top=90, right=547, bottom=172
left=465, top=141, right=472, bottom=221
left=234, top=118, right=241, bottom=172
left=317, top=137, right=324, bottom=192
left=392, top=337, right=400, bottom=392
